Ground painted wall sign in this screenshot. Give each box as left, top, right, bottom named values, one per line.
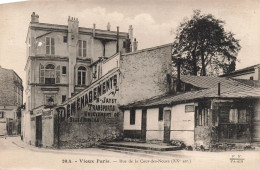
left=185, top=105, right=194, bottom=112
left=58, top=72, right=120, bottom=123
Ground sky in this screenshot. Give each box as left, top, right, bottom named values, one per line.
left=0, top=0, right=260, bottom=90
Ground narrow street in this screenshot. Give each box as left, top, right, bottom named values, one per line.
left=0, top=136, right=259, bottom=170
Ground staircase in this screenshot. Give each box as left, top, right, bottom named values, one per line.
left=98, top=142, right=181, bottom=156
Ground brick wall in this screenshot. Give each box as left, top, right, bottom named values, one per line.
left=119, top=44, right=172, bottom=105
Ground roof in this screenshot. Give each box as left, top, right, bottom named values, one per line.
left=30, top=22, right=129, bottom=39
left=220, top=64, right=260, bottom=77
left=179, top=75, right=253, bottom=89
left=121, top=76, right=260, bottom=109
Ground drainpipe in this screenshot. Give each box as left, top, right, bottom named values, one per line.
left=218, top=82, right=221, bottom=96
left=116, top=26, right=119, bottom=53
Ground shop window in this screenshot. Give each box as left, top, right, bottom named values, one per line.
left=46, top=37, right=55, bottom=55
left=219, top=107, right=249, bottom=124
left=78, top=40, right=87, bottom=57
left=130, top=109, right=136, bottom=125
left=78, top=66, right=86, bottom=85
left=158, top=107, right=163, bottom=121
left=219, top=106, right=251, bottom=141
left=195, top=107, right=208, bottom=126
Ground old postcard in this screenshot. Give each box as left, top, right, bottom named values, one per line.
left=0, top=0, right=259, bottom=169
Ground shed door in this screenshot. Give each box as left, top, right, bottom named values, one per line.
left=164, top=110, right=171, bottom=143
left=36, top=116, right=42, bottom=147
left=141, top=109, right=147, bottom=141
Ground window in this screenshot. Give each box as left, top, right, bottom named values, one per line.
left=62, top=66, right=67, bottom=75
left=159, top=107, right=163, bottom=121
left=250, top=76, right=253, bottom=80
left=78, top=40, right=87, bottom=57
left=0, top=111, right=4, bottom=118
left=195, top=107, right=208, bottom=126
left=78, top=66, right=86, bottom=85
left=62, top=95, right=66, bottom=102
left=63, top=36, right=67, bottom=43
left=45, top=64, right=55, bottom=84
left=45, top=94, right=55, bottom=105
left=40, top=64, right=60, bottom=84
left=46, top=37, right=55, bottom=55
left=130, top=109, right=136, bottom=125
left=219, top=106, right=250, bottom=141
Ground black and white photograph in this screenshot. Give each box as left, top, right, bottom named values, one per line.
left=0, top=0, right=259, bottom=169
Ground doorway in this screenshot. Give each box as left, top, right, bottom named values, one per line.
left=141, top=108, right=147, bottom=141
left=36, top=115, right=42, bottom=147
left=163, top=110, right=171, bottom=143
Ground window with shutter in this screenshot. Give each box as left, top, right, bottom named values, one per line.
left=51, top=38, right=55, bottom=54
left=78, top=40, right=82, bottom=56
left=46, top=37, right=50, bottom=54
left=56, top=65, right=60, bottom=83
left=78, top=40, right=87, bottom=57
left=46, top=37, right=55, bottom=55
left=83, top=40, right=86, bottom=57
left=40, top=64, right=45, bottom=84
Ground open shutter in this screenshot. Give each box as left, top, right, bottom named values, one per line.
left=83, top=40, right=87, bottom=57
left=51, top=38, right=55, bottom=55
left=46, top=37, right=50, bottom=54
left=78, top=40, right=82, bottom=56
left=40, top=64, right=44, bottom=84
left=56, top=65, right=60, bottom=83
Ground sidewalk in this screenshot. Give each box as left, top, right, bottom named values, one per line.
left=7, top=136, right=260, bottom=159
left=8, top=136, right=117, bottom=156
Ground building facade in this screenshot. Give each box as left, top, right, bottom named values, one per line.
left=24, top=12, right=135, bottom=112
left=22, top=12, right=138, bottom=147
left=220, top=64, right=260, bottom=80
left=121, top=75, right=260, bottom=150
left=0, top=66, right=23, bottom=135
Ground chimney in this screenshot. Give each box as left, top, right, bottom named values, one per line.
left=254, top=65, right=260, bottom=80
left=116, top=26, right=119, bottom=53
left=133, top=38, right=138, bottom=52
left=107, top=22, right=111, bottom=31
left=218, top=82, right=221, bottom=96
left=93, top=24, right=96, bottom=37
left=128, top=25, right=133, bottom=51
left=31, top=12, right=39, bottom=23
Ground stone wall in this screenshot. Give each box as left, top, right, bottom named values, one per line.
left=0, top=68, right=16, bottom=106
left=55, top=110, right=123, bottom=148
left=119, top=43, right=172, bottom=105
left=54, top=70, right=123, bottom=148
